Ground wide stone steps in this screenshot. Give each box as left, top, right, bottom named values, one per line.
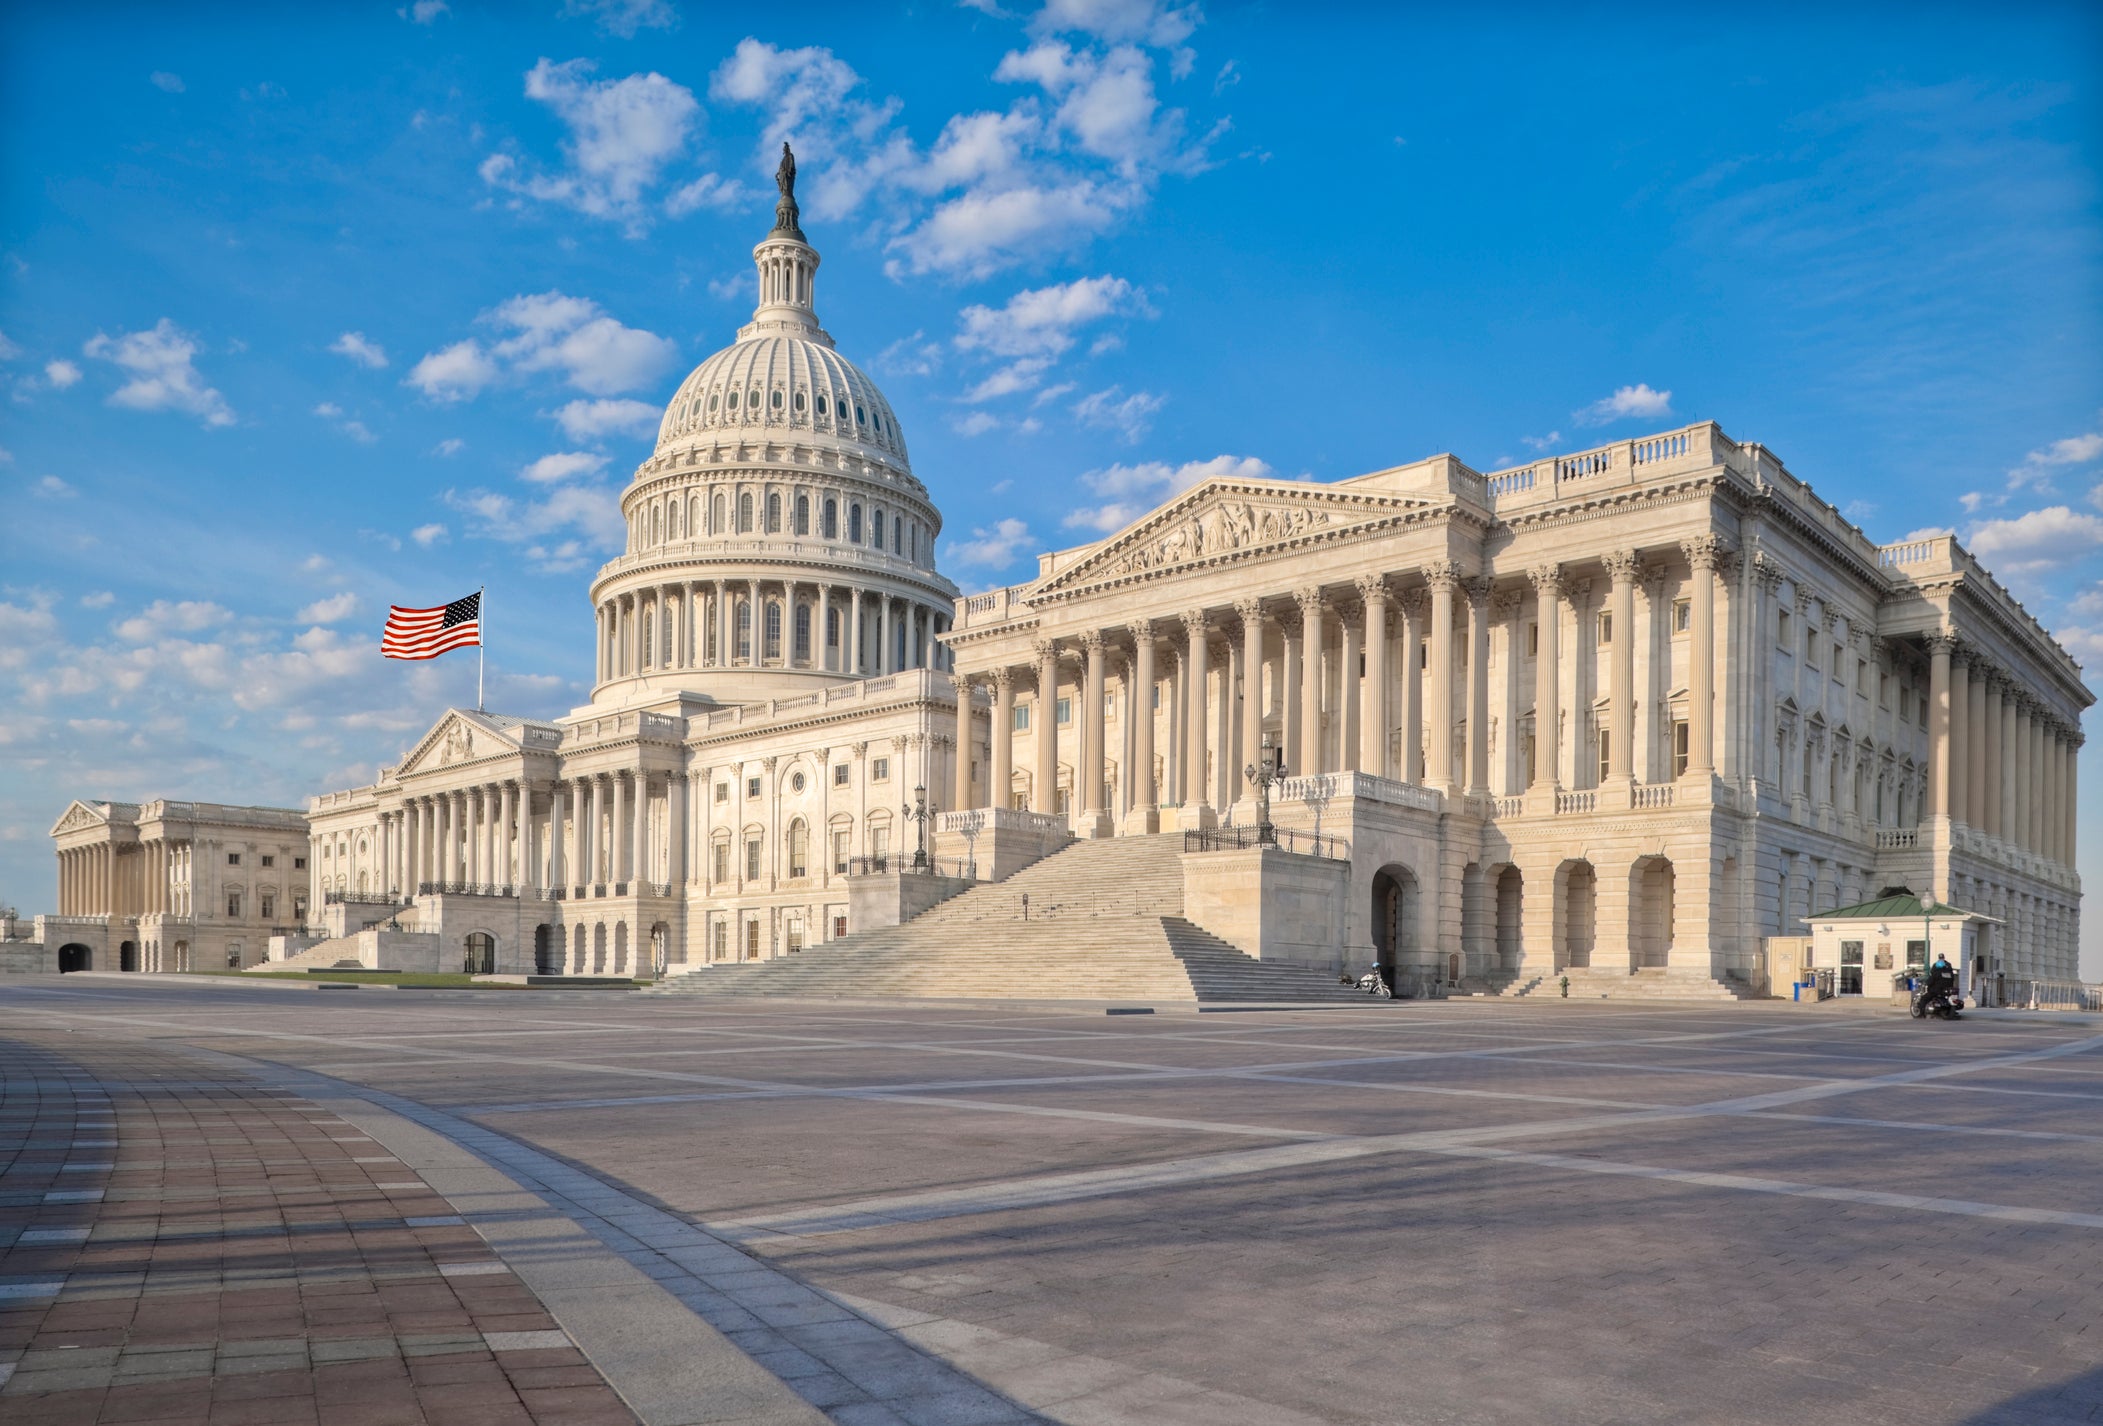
left=1513, top=967, right=1752, bottom=1001
left=646, top=834, right=1365, bottom=1004
left=251, top=936, right=367, bottom=972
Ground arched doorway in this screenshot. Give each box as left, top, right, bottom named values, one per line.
left=58, top=943, right=92, bottom=973
left=463, top=932, right=496, bottom=975
left=1369, top=864, right=1419, bottom=989
left=571, top=923, right=588, bottom=974
left=1556, top=860, right=1596, bottom=970
left=613, top=922, right=630, bottom=975
left=119, top=940, right=138, bottom=972
left=1494, top=866, right=1524, bottom=973
left=173, top=940, right=188, bottom=972
left=591, top=923, right=607, bottom=974
left=533, top=925, right=558, bottom=975
left=1631, top=856, right=1675, bottom=969
left=649, top=923, right=670, bottom=976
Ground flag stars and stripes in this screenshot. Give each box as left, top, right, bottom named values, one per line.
left=382, top=592, right=482, bottom=661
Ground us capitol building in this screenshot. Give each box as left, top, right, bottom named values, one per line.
left=19, top=173, right=2091, bottom=1001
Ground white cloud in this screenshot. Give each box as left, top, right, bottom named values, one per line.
left=82, top=319, right=235, bottom=428
left=1574, top=383, right=1673, bottom=427
left=34, top=474, right=75, bottom=498
left=1072, top=384, right=1164, bottom=441
left=0, top=331, right=17, bottom=360
left=410, top=523, right=449, bottom=546
left=875, top=331, right=943, bottom=378
left=80, top=591, right=115, bottom=609
left=1965, top=506, right=2103, bottom=574
left=445, top=484, right=625, bottom=563
left=432, top=438, right=466, bottom=457
left=296, top=592, right=360, bottom=624
left=951, top=412, right=1001, bottom=437
left=150, top=71, right=185, bottom=93
left=520, top=451, right=611, bottom=484
left=944, top=517, right=1035, bottom=569
left=552, top=397, right=660, bottom=441
left=1033, top=0, right=1201, bottom=47
left=2004, top=429, right=2103, bottom=496
left=1063, top=452, right=1271, bottom=532
left=663, top=172, right=749, bottom=217
left=957, top=274, right=1144, bottom=357
left=407, top=292, right=675, bottom=402
left=329, top=331, right=389, bottom=369
left=312, top=402, right=376, bottom=443
left=44, top=359, right=82, bottom=389
left=560, top=0, right=676, bottom=37
left=114, top=600, right=233, bottom=642
left=963, top=357, right=1053, bottom=403
left=1520, top=430, right=1561, bottom=452
left=401, top=0, right=449, bottom=22
left=483, top=59, right=716, bottom=234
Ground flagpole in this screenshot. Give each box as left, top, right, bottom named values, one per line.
left=477, top=585, right=486, bottom=713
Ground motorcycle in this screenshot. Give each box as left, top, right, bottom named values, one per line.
left=1356, top=970, right=1393, bottom=999
left=1909, top=982, right=1965, bottom=1020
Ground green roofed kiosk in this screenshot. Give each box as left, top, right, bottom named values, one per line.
left=1805, top=886, right=2001, bottom=1002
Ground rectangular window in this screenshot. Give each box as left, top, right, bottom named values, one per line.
left=1672, top=600, right=1692, bottom=634
left=833, top=830, right=849, bottom=875
left=260, top=855, right=275, bottom=868
left=745, top=838, right=761, bottom=880
left=712, top=842, right=728, bottom=884
left=1597, top=728, right=1611, bottom=782
left=872, top=826, right=889, bottom=860
left=1672, top=720, right=1690, bottom=777
left=228, top=852, right=241, bottom=866
left=747, top=776, right=761, bottom=799
left=260, top=894, right=274, bottom=919
left=1014, top=703, right=1031, bottom=731
left=293, top=857, right=306, bottom=870
left=1778, top=610, right=1792, bottom=646
left=1905, top=939, right=1926, bottom=968
left=1803, top=629, right=1819, bottom=666
left=745, top=920, right=760, bottom=959
left=1596, top=611, right=1611, bottom=645
left=1523, top=732, right=1536, bottom=785
left=1526, top=625, right=1537, bottom=657
left=833, top=764, right=849, bottom=787
left=1056, top=697, right=1072, bottom=726
left=1419, top=640, right=1429, bottom=669
left=227, top=892, right=242, bottom=918
left=1152, top=686, right=1160, bottom=710
left=833, top=915, right=847, bottom=939
left=712, top=921, right=728, bottom=961
left=787, top=920, right=803, bottom=953
left=872, top=757, right=890, bottom=781
left=1104, top=692, right=1116, bottom=717
left=1856, top=659, right=1868, bottom=694
left=1832, top=642, right=1844, bottom=676
left=715, top=782, right=729, bottom=803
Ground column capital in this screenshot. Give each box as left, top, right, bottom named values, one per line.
left=1681, top=534, right=1732, bottom=571
left=991, top=665, right=1015, bottom=691
left=1030, top=637, right=1060, bottom=664
left=1125, top=618, right=1156, bottom=646
left=1078, top=629, right=1106, bottom=656
left=1751, top=553, right=1787, bottom=592
left=1926, top=632, right=1957, bottom=657
left=1394, top=587, right=1426, bottom=621
left=1180, top=608, right=1209, bottom=639
left=1602, top=550, right=1641, bottom=583
left=1423, top=560, right=1462, bottom=592
left=1491, top=589, right=1525, bottom=619
left=1232, top=596, right=1266, bottom=623
left=1527, top=563, right=1564, bottom=595
left=1462, top=576, right=1493, bottom=609
left=1352, top=575, right=1388, bottom=608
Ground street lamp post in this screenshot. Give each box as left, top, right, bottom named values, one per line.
left=1243, top=735, right=1285, bottom=846
left=903, top=783, right=932, bottom=870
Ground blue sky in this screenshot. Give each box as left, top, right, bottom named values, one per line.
left=3, top=2, right=2100, bottom=967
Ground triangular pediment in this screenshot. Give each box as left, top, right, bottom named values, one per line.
left=396, top=709, right=529, bottom=780
left=49, top=800, right=111, bottom=837
left=1034, top=478, right=1439, bottom=598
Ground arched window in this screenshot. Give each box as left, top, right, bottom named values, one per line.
left=794, top=494, right=810, bottom=536
left=770, top=389, right=783, bottom=411
left=848, top=504, right=863, bottom=543
left=793, top=390, right=806, bottom=413
left=712, top=492, right=725, bottom=533
left=893, top=518, right=902, bottom=555
left=816, top=393, right=829, bottom=417
left=908, top=522, right=916, bottom=561
left=668, top=503, right=680, bottom=540
left=794, top=605, right=812, bottom=662
left=641, top=610, right=654, bottom=667
left=822, top=498, right=838, bottom=538
left=764, top=600, right=783, bottom=661
left=727, top=389, right=739, bottom=410
left=766, top=492, right=781, bottom=533
left=872, top=509, right=885, bottom=548
left=690, top=495, right=701, bottom=534
left=735, top=600, right=752, bottom=661
left=787, top=820, right=808, bottom=879
left=738, top=492, right=754, bottom=532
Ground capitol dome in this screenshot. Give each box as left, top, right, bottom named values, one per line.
left=586, top=167, right=958, bottom=709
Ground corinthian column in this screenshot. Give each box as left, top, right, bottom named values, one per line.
left=1237, top=599, right=1266, bottom=802
left=1295, top=589, right=1326, bottom=779
left=1681, top=537, right=1725, bottom=780
left=991, top=668, right=1015, bottom=810
left=1947, top=645, right=1970, bottom=826
left=1603, top=551, right=1639, bottom=793
left=1464, top=578, right=1491, bottom=794
left=1356, top=579, right=1388, bottom=778
left=1927, top=633, right=1954, bottom=820
left=1528, top=564, right=1562, bottom=798
left=1180, top=610, right=1215, bottom=828
left=1033, top=640, right=1059, bottom=816
left=1080, top=631, right=1111, bottom=837
left=1127, top=626, right=1158, bottom=833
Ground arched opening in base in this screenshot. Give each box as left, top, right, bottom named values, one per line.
left=59, top=944, right=92, bottom=973
left=464, top=932, right=496, bottom=976
left=119, top=940, right=138, bottom=973
left=533, top=924, right=558, bottom=975
left=1631, top=856, right=1676, bottom=969
left=1370, top=864, right=1420, bottom=989
left=1555, top=860, right=1597, bottom=970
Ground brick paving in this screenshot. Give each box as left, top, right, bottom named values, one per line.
left=0, top=1031, right=637, bottom=1426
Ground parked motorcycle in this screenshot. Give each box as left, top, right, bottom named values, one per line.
left=1356, top=970, right=1394, bottom=999
left=1910, top=983, right=1965, bottom=1020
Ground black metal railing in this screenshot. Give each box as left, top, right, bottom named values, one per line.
left=847, top=855, right=974, bottom=878
left=416, top=881, right=517, bottom=898
left=324, top=891, right=405, bottom=907
left=1183, top=826, right=1345, bottom=859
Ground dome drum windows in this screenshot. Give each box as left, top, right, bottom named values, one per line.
left=822, top=498, right=838, bottom=539
left=765, top=492, right=782, bottom=533
left=794, top=494, right=810, bottom=536
left=793, top=391, right=806, bottom=413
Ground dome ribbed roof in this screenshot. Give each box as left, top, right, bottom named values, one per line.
left=654, top=334, right=908, bottom=468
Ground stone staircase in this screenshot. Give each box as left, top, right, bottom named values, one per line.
left=250, top=936, right=368, bottom=972
left=646, top=834, right=1367, bottom=1004
left=1511, top=966, right=1754, bottom=1002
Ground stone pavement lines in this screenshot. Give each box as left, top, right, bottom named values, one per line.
left=223, top=1054, right=1042, bottom=1426
left=707, top=1029, right=2103, bottom=1244
left=0, top=1030, right=645, bottom=1426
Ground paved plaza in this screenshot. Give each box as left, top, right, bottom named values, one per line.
left=5, top=980, right=2103, bottom=1425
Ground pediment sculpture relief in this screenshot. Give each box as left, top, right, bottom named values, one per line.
left=1102, top=499, right=1336, bottom=578
left=440, top=724, right=472, bottom=765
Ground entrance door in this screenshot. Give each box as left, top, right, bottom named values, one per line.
left=464, top=932, right=496, bottom=975
left=119, top=941, right=138, bottom=972
left=58, top=944, right=92, bottom=973
left=1839, top=939, right=1864, bottom=995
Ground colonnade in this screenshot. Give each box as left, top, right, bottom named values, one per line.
left=596, top=579, right=951, bottom=683
left=381, top=773, right=692, bottom=898
left=56, top=841, right=188, bottom=919
left=965, top=544, right=1729, bottom=829
left=1927, top=639, right=2082, bottom=864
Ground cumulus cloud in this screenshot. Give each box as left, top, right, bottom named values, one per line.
left=1965, top=506, right=2103, bottom=574
left=114, top=600, right=233, bottom=642
left=34, top=474, right=75, bottom=498
left=1033, top=0, right=1201, bottom=47
left=551, top=397, right=659, bottom=441
left=80, top=591, right=116, bottom=609
left=560, top=0, right=676, bottom=36
left=1994, top=430, right=2103, bottom=502
left=445, top=484, right=625, bottom=568
left=953, top=275, right=1148, bottom=402
left=944, top=517, right=1035, bottom=569
left=951, top=411, right=1001, bottom=437
left=407, top=292, right=676, bottom=402
left=1574, top=383, right=1673, bottom=427
left=82, top=319, right=235, bottom=427
left=1063, top=453, right=1272, bottom=532
left=520, top=450, right=611, bottom=484
left=432, top=438, right=466, bottom=457
left=44, top=359, right=82, bottom=389
left=410, top=523, right=449, bottom=546
left=482, top=58, right=735, bottom=234
left=712, top=24, right=1221, bottom=282
left=400, top=0, right=449, bottom=22
left=1072, top=384, right=1164, bottom=441
left=312, top=402, right=376, bottom=443
left=296, top=592, right=360, bottom=624
left=329, top=331, right=388, bottom=369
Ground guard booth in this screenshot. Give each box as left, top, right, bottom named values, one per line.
left=1802, top=888, right=1998, bottom=1002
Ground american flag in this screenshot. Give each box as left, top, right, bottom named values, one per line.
left=381, top=592, right=481, bottom=660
